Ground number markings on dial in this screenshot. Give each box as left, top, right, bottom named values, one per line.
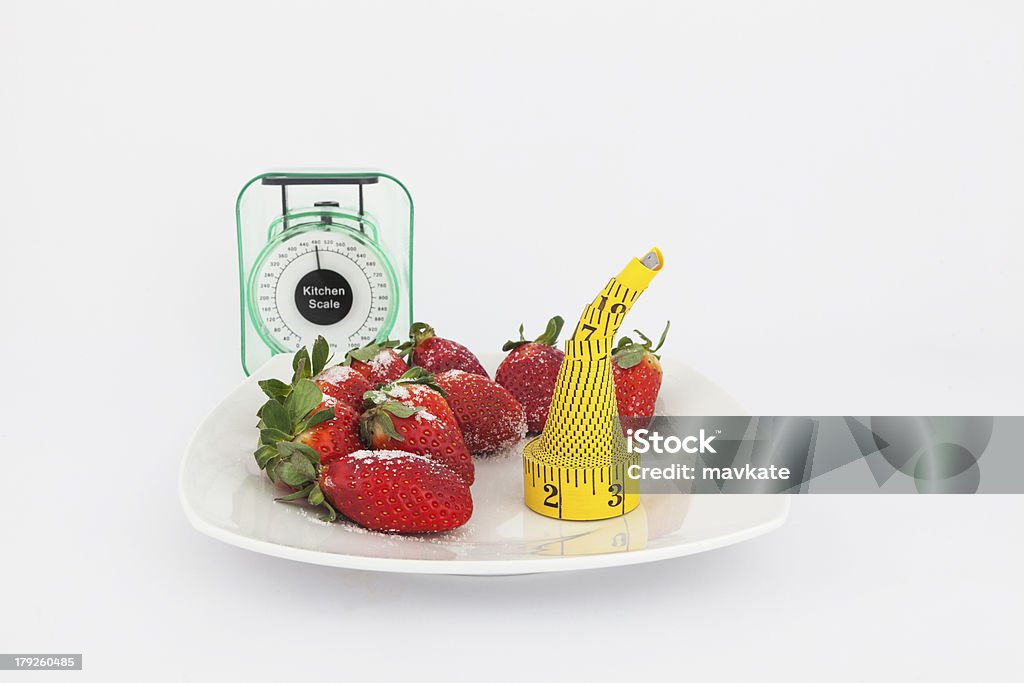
left=253, top=231, right=395, bottom=353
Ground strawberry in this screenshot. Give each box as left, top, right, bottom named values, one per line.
left=360, top=369, right=475, bottom=484
left=255, top=337, right=362, bottom=483
left=435, top=369, right=527, bottom=454
left=344, top=339, right=409, bottom=385
left=321, top=451, right=472, bottom=532
left=495, top=315, right=565, bottom=433
left=398, top=322, right=488, bottom=377
left=612, top=321, right=670, bottom=432
left=294, top=399, right=363, bottom=465
left=275, top=449, right=473, bottom=533
left=314, top=365, right=374, bottom=411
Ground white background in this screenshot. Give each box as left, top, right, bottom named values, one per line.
left=2, top=1, right=1022, bottom=680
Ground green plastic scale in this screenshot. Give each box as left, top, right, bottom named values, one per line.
left=235, top=170, right=414, bottom=374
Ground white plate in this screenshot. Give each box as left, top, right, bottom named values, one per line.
left=180, top=353, right=788, bottom=575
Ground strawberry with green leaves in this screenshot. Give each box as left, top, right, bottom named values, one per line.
left=398, top=322, right=489, bottom=378
left=276, top=449, right=474, bottom=533
left=612, top=321, right=670, bottom=432
left=256, top=338, right=373, bottom=411
left=360, top=369, right=475, bottom=484
left=344, top=339, right=409, bottom=385
left=496, top=315, right=565, bottom=433
left=254, top=337, right=363, bottom=477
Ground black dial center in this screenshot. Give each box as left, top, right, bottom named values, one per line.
left=295, top=267, right=353, bottom=325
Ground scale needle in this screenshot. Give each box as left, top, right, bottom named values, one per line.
left=315, top=245, right=322, bottom=271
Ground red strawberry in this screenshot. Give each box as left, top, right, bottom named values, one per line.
left=344, top=340, right=409, bottom=385
left=495, top=316, right=565, bottom=433
left=360, top=370, right=475, bottom=484
left=435, top=369, right=526, bottom=454
left=612, top=322, right=669, bottom=432
left=255, top=337, right=364, bottom=481
left=314, top=365, right=374, bottom=410
left=318, top=451, right=473, bottom=532
left=398, top=322, right=488, bottom=377
left=294, top=399, right=363, bottom=465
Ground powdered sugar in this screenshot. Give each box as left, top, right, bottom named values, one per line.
left=384, top=385, right=410, bottom=399
left=316, top=365, right=360, bottom=384
left=403, top=384, right=434, bottom=400
left=346, top=448, right=426, bottom=461
left=387, top=384, right=440, bottom=411
left=369, top=351, right=398, bottom=372
left=478, top=436, right=529, bottom=461
left=331, top=515, right=473, bottom=541
left=339, top=449, right=457, bottom=479
left=294, top=504, right=472, bottom=540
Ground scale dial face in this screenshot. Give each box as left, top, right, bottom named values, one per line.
left=247, top=224, right=399, bottom=354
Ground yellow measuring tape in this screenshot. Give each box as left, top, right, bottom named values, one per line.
left=523, top=248, right=664, bottom=520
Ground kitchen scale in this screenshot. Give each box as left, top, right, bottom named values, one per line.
left=235, top=170, right=413, bottom=374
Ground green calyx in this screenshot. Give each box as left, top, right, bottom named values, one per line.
left=256, top=379, right=334, bottom=447
left=368, top=366, right=447, bottom=398
left=255, top=391, right=333, bottom=464
left=255, top=337, right=335, bottom=440
left=396, top=322, right=435, bottom=359
left=258, top=336, right=332, bottom=401
left=264, top=441, right=337, bottom=522
left=344, top=339, right=400, bottom=365
left=359, top=400, right=424, bottom=445
left=358, top=367, right=441, bottom=444
left=253, top=336, right=338, bottom=521
left=502, top=315, right=565, bottom=352
left=612, top=321, right=670, bottom=369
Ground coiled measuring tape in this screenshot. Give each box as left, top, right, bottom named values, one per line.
left=523, top=248, right=664, bottom=520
